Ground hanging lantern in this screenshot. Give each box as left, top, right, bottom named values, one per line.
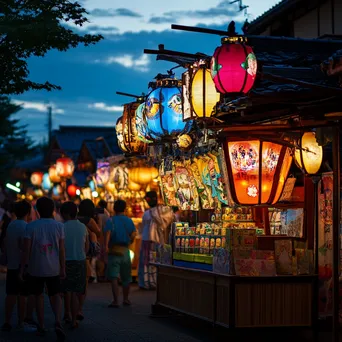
left=182, top=62, right=220, bottom=120
left=129, top=166, right=159, bottom=185
left=95, top=161, right=111, bottom=187
left=52, top=184, right=63, bottom=197
left=48, top=165, right=61, bottom=183
left=223, top=139, right=293, bottom=205
left=30, top=172, right=44, bottom=186
left=56, top=157, right=75, bottom=178
left=42, top=173, right=52, bottom=191
left=128, top=180, right=141, bottom=192
left=135, top=103, right=153, bottom=143
left=145, top=78, right=192, bottom=140
left=210, top=37, right=257, bottom=94
left=67, top=184, right=80, bottom=197
left=295, top=132, right=323, bottom=175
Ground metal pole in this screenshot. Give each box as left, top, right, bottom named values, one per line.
left=332, top=126, right=340, bottom=342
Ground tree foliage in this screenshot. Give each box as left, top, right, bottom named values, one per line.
left=0, top=0, right=103, bottom=94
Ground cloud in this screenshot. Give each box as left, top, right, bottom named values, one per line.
left=89, top=8, right=142, bottom=18
left=12, top=100, right=64, bottom=114
left=86, top=25, right=119, bottom=34
left=88, top=102, right=123, bottom=112
left=95, top=54, right=150, bottom=72
left=148, top=16, right=178, bottom=24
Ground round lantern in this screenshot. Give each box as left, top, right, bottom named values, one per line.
left=295, top=132, right=323, bottom=175
left=190, top=67, right=220, bottom=119
left=30, top=172, right=44, bottom=186
left=42, top=173, right=52, bottom=191
left=48, top=165, right=61, bottom=183
left=145, top=79, right=192, bottom=140
left=135, top=103, right=153, bottom=143
left=210, top=37, right=257, bottom=94
left=95, top=161, right=111, bottom=187
left=52, top=185, right=63, bottom=196
left=67, top=184, right=80, bottom=197
left=128, top=180, right=141, bottom=192
left=56, top=157, right=75, bottom=178
left=129, top=166, right=159, bottom=185
left=224, top=139, right=293, bottom=205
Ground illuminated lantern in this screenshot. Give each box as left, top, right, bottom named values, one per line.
left=67, top=184, right=80, bottom=197
left=177, top=134, right=193, bottom=150
left=295, top=132, right=323, bottom=175
left=182, top=62, right=220, bottom=120
left=52, top=185, right=63, bottom=196
left=145, top=78, right=192, bottom=140
left=210, top=37, right=257, bottom=94
left=128, top=180, right=141, bottom=192
left=95, top=161, right=111, bottom=187
left=48, top=165, right=61, bottom=183
left=115, top=102, right=147, bottom=155
left=30, top=172, right=44, bottom=186
left=56, top=158, right=75, bottom=178
left=224, top=140, right=292, bottom=205
left=42, top=173, right=52, bottom=191
left=129, top=166, right=159, bottom=185
left=135, top=103, right=153, bottom=143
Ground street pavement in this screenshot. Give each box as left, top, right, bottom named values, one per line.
left=0, top=273, right=340, bottom=341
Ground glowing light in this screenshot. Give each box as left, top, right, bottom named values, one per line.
left=6, top=183, right=21, bottom=193
left=16, top=182, right=20, bottom=187
left=76, top=189, right=81, bottom=196
left=129, top=250, right=135, bottom=261
left=92, top=191, right=99, bottom=198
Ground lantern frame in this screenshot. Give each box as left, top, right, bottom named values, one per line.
left=182, top=62, right=220, bottom=121
left=295, top=132, right=323, bottom=175
left=223, top=138, right=293, bottom=206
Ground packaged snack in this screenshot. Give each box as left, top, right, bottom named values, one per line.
left=184, top=238, right=189, bottom=253
left=215, top=237, right=222, bottom=249
left=221, top=227, right=226, bottom=236
left=210, top=238, right=215, bottom=252
left=189, top=238, right=195, bottom=253
left=221, top=237, right=226, bottom=248
left=195, top=224, right=201, bottom=235
left=195, top=237, right=200, bottom=253
left=175, top=238, right=181, bottom=252
left=204, top=237, right=210, bottom=254
left=200, top=237, right=205, bottom=254
left=200, top=224, right=206, bottom=235
left=180, top=238, right=185, bottom=253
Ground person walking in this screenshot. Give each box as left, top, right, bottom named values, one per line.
left=104, top=200, right=136, bottom=307
left=1, top=200, right=33, bottom=331
left=60, top=202, right=88, bottom=329
left=20, top=197, right=66, bottom=340
left=138, top=191, right=174, bottom=290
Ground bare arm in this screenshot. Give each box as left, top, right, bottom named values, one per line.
left=104, top=231, right=111, bottom=254
left=87, top=218, right=101, bottom=238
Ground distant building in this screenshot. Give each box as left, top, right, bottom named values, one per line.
left=248, top=0, right=342, bottom=39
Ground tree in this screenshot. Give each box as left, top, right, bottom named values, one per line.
left=0, top=0, right=103, bottom=95
left=0, top=96, right=33, bottom=182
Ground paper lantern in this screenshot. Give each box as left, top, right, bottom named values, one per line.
left=129, top=166, right=159, bottom=185
left=210, top=37, right=257, bottom=94
left=224, top=140, right=292, bottom=205
left=128, top=180, right=141, bottom=192
left=48, top=165, right=61, bottom=183
left=145, top=78, right=192, bottom=140
left=56, top=157, right=75, bottom=178
left=295, top=132, right=323, bottom=175
left=135, top=103, right=153, bottom=143
left=182, top=64, right=220, bottom=120
left=52, top=185, right=63, bottom=196
left=67, top=184, right=80, bottom=197
left=30, top=172, right=44, bottom=186
left=95, top=161, right=110, bottom=187
left=42, top=173, right=52, bottom=191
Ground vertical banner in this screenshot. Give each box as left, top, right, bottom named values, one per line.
left=182, top=71, right=192, bottom=121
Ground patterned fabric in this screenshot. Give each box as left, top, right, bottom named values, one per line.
left=62, top=260, right=87, bottom=294
left=138, top=241, right=157, bottom=289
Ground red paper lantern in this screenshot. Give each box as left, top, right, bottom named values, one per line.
left=30, top=172, right=44, bottom=186
left=210, top=37, right=257, bottom=94
left=56, top=157, right=75, bottom=178
left=67, top=184, right=80, bottom=197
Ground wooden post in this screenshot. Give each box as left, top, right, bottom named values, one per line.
left=332, top=126, right=340, bottom=342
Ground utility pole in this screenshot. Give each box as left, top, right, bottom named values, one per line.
left=47, top=106, right=52, bottom=146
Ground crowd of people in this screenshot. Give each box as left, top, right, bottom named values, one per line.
left=0, top=191, right=175, bottom=341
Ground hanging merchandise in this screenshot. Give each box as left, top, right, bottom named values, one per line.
left=135, top=103, right=153, bottom=144
left=56, top=157, right=75, bottom=179
left=173, top=160, right=200, bottom=211
left=145, top=77, right=192, bottom=140
left=30, top=172, right=44, bottom=186
left=95, top=161, right=111, bottom=187
left=160, top=170, right=178, bottom=207
left=210, top=36, right=257, bottom=94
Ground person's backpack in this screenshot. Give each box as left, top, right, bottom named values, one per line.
left=87, top=235, right=100, bottom=258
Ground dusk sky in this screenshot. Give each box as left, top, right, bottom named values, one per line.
left=12, top=0, right=280, bottom=143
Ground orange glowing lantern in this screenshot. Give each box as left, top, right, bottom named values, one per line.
left=224, top=140, right=293, bottom=205
left=48, top=165, right=61, bottom=183
left=30, top=172, right=44, bottom=186
left=129, top=166, right=159, bottom=185
left=67, top=184, right=80, bottom=197
left=56, top=157, right=75, bottom=179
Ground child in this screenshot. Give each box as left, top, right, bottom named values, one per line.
left=1, top=200, right=31, bottom=331
left=20, top=197, right=66, bottom=340
left=60, top=202, right=88, bottom=329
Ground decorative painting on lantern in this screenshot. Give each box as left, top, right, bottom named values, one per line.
left=95, top=161, right=111, bottom=187
left=224, top=140, right=292, bottom=205
left=135, top=103, right=153, bottom=144
left=115, top=117, right=128, bottom=153
left=30, top=172, right=44, bottom=186
left=56, top=158, right=75, bottom=179
left=145, top=79, right=192, bottom=140
left=210, top=37, right=257, bottom=94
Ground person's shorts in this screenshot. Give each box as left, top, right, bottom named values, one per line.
left=6, top=269, right=30, bottom=296
left=28, top=275, right=61, bottom=296
left=107, top=251, right=132, bottom=287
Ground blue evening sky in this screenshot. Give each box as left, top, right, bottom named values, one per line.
left=12, top=0, right=280, bottom=143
